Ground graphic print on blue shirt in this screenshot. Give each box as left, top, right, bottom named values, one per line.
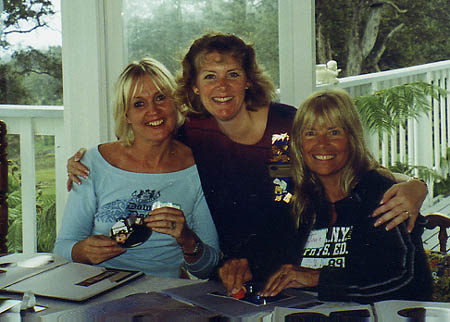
left=95, top=189, right=161, bottom=223
left=301, top=226, right=354, bottom=270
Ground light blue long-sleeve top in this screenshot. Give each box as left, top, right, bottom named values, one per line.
left=54, top=146, right=220, bottom=278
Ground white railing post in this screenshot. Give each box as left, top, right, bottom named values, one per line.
left=54, top=126, right=66, bottom=233
left=407, top=118, right=415, bottom=168
left=390, top=128, right=398, bottom=166
left=399, top=126, right=406, bottom=164
left=416, top=71, right=434, bottom=173
left=19, top=118, right=37, bottom=254
left=432, top=79, right=442, bottom=175
left=381, top=132, right=389, bottom=167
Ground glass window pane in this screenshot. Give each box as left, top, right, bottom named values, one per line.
left=123, top=0, right=280, bottom=89
left=0, top=0, right=62, bottom=105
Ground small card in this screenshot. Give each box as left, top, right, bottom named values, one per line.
left=151, top=201, right=181, bottom=210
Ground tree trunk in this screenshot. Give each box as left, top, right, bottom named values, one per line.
left=345, top=1, right=365, bottom=76
left=316, top=11, right=333, bottom=64
left=365, top=22, right=404, bottom=72
left=344, top=1, right=402, bottom=76
left=361, top=5, right=383, bottom=58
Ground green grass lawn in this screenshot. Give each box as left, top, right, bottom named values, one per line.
left=37, top=167, right=56, bottom=197
left=7, top=134, right=56, bottom=197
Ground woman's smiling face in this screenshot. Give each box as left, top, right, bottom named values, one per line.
left=126, top=74, right=177, bottom=144
left=193, top=51, right=250, bottom=122
left=301, top=121, right=350, bottom=182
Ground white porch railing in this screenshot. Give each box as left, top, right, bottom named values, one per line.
left=0, top=60, right=449, bottom=252
left=0, top=105, right=65, bottom=254
left=319, top=60, right=450, bottom=206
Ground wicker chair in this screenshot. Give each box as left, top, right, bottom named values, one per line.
left=0, top=120, right=8, bottom=255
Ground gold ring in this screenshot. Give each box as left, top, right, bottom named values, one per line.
left=171, top=221, right=176, bottom=230
left=405, top=210, right=411, bottom=218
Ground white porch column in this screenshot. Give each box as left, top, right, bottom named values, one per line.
left=60, top=0, right=125, bottom=225
left=19, top=119, right=37, bottom=254
left=278, top=0, right=315, bottom=108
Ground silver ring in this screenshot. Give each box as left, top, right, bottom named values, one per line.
left=171, top=221, right=176, bottom=230
left=405, top=210, right=411, bottom=218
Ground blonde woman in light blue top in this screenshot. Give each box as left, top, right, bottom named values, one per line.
left=54, top=58, right=220, bottom=278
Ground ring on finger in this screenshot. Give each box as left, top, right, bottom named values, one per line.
left=171, top=221, right=176, bottom=230
left=404, top=210, right=411, bottom=218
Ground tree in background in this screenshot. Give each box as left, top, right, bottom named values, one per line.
left=125, top=0, right=279, bottom=87
left=379, top=0, right=450, bottom=71
left=12, top=46, right=62, bottom=105
left=0, top=63, right=32, bottom=104
left=1, top=0, right=61, bottom=106
left=1, top=0, right=55, bottom=48
left=316, top=0, right=450, bottom=77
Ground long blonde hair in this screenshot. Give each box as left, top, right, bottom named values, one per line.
left=290, top=88, right=382, bottom=227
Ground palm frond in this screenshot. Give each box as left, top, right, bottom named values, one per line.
left=354, top=81, right=448, bottom=134
left=388, top=162, right=443, bottom=183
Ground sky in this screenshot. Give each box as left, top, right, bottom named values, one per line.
left=1, top=0, right=61, bottom=54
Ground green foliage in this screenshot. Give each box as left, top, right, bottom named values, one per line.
left=12, top=47, right=63, bottom=104
left=380, top=0, right=450, bottom=71
left=432, top=149, right=450, bottom=197
left=6, top=158, right=56, bottom=253
left=434, top=176, right=450, bottom=198
left=0, top=63, right=33, bottom=104
left=12, top=47, right=62, bottom=80
left=36, top=191, right=56, bottom=252
left=7, top=161, right=24, bottom=253
left=388, top=162, right=444, bottom=184
left=1, top=0, right=55, bottom=48
left=354, top=82, right=448, bottom=135
left=388, top=162, right=450, bottom=197
left=0, top=46, right=62, bottom=105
